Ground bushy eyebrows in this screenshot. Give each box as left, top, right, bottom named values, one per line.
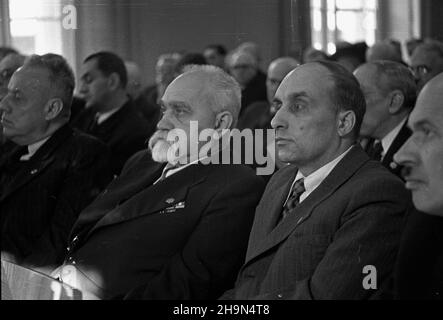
left=160, top=100, right=192, bottom=110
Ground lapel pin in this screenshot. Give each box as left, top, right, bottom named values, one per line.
left=390, top=162, right=398, bottom=170
left=166, top=198, right=175, bottom=204
left=30, top=169, right=38, bottom=175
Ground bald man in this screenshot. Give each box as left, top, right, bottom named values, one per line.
left=238, top=57, right=299, bottom=130
left=394, top=73, right=443, bottom=299
left=228, top=50, right=267, bottom=114
left=366, top=41, right=403, bottom=64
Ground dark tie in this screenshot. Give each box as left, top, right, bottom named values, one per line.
left=281, top=178, right=305, bottom=220
left=367, top=139, right=383, bottom=162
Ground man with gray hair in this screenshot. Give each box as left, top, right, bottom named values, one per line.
left=354, top=60, right=417, bottom=179
left=0, top=54, right=112, bottom=270
left=410, top=39, right=443, bottom=91
left=228, top=50, right=267, bottom=115
left=51, top=65, right=265, bottom=300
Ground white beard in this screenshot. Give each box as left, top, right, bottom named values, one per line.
left=148, top=130, right=184, bottom=165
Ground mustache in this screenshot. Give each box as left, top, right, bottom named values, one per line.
left=148, top=130, right=170, bottom=150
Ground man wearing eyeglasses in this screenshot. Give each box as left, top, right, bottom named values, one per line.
left=409, top=40, right=443, bottom=92
left=228, top=50, right=267, bottom=115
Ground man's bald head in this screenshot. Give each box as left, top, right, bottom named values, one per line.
left=266, top=57, right=300, bottom=103
left=366, top=41, right=403, bottom=63
left=394, top=73, right=443, bottom=216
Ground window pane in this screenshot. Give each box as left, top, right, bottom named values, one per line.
left=336, top=0, right=364, bottom=10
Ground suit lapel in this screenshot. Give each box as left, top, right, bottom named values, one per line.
left=245, top=167, right=297, bottom=257
left=382, top=124, right=411, bottom=171
left=82, top=163, right=207, bottom=241
left=0, top=125, right=71, bottom=202
left=244, top=145, right=370, bottom=265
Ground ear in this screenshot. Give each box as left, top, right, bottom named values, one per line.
left=44, top=98, right=64, bottom=121
left=337, top=109, right=356, bottom=137
left=388, top=90, right=404, bottom=114
left=107, top=73, right=122, bottom=91
left=215, top=111, right=233, bottom=131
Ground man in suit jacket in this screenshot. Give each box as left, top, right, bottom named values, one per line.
left=52, top=65, right=265, bottom=300
left=73, top=51, right=149, bottom=176
left=222, top=61, right=410, bottom=300
left=0, top=54, right=112, bottom=270
left=394, top=73, right=443, bottom=299
left=354, top=60, right=417, bottom=179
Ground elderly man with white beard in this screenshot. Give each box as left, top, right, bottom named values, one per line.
left=50, top=65, right=265, bottom=300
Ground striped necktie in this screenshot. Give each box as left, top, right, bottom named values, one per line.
left=281, top=178, right=305, bottom=219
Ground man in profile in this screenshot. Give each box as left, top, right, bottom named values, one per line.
left=223, top=61, right=410, bottom=299
left=394, top=73, right=443, bottom=299
left=0, top=54, right=112, bottom=270
left=73, top=51, right=149, bottom=176
left=238, top=56, right=299, bottom=130
left=52, top=65, right=265, bottom=300
left=354, top=60, right=417, bottom=179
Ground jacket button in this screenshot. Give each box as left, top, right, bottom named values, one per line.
left=277, top=294, right=283, bottom=299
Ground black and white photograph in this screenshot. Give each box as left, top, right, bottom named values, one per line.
left=0, top=0, right=442, bottom=308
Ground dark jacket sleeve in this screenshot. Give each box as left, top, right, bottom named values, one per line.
left=22, top=141, right=113, bottom=271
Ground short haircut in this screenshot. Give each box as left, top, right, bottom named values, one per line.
left=205, top=44, right=227, bottom=56
left=370, top=60, right=417, bottom=110
left=23, top=53, right=75, bottom=111
left=84, top=51, right=128, bottom=88
left=181, top=65, right=241, bottom=127
left=315, top=60, right=367, bottom=138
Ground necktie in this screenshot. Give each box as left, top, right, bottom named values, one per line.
left=281, top=178, right=305, bottom=220
left=367, top=140, right=383, bottom=161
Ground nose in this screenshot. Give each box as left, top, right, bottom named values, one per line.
left=0, top=95, right=10, bottom=114
left=156, top=109, right=174, bottom=131
left=79, top=82, right=88, bottom=95
left=393, top=136, right=417, bottom=168
left=270, top=107, right=287, bottom=130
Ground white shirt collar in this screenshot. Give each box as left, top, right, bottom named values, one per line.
left=96, top=105, right=124, bottom=125
left=289, top=145, right=354, bottom=203
left=20, top=136, right=51, bottom=161
left=380, top=117, right=408, bottom=160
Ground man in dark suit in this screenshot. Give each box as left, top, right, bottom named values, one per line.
left=51, top=65, right=265, bottom=300
left=394, top=73, right=443, bottom=300
left=228, top=50, right=267, bottom=116
left=354, top=60, right=417, bottom=179
left=73, top=51, right=149, bottom=176
left=0, top=54, right=112, bottom=271
left=222, top=61, right=410, bottom=300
